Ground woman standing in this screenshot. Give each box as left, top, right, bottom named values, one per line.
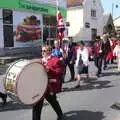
left=75, top=41, right=89, bottom=88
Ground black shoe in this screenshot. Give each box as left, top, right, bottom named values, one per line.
left=57, top=115, right=64, bottom=120
left=2, top=94, right=7, bottom=105
left=103, top=66, right=107, bottom=70
left=75, top=85, right=80, bottom=88
left=96, top=72, right=100, bottom=77
left=69, top=78, right=74, bottom=81
left=114, top=101, right=120, bottom=109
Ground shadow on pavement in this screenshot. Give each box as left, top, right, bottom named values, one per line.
left=0, top=100, right=48, bottom=112
left=64, top=77, right=97, bottom=84
left=102, top=72, right=120, bottom=77
left=0, top=101, right=32, bottom=112
left=107, top=65, right=117, bottom=70
left=63, top=80, right=114, bottom=92
left=64, top=110, right=105, bottom=120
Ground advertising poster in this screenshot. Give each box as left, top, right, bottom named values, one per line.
left=13, top=11, right=43, bottom=48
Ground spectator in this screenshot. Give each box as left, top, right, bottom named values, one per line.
left=75, top=41, right=89, bottom=88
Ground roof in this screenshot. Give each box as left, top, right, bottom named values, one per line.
left=114, top=16, right=120, bottom=21
left=103, top=14, right=110, bottom=25
left=67, top=0, right=84, bottom=7
left=103, top=14, right=114, bottom=25
left=114, top=16, right=120, bottom=26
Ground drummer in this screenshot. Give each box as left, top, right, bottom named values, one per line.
left=32, top=45, right=64, bottom=120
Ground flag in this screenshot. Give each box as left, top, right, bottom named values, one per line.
left=57, top=10, right=65, bottom=40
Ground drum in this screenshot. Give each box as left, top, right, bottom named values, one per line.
left=4, top=59, right=48, bottom=105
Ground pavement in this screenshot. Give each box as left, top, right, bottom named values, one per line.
left=0, top=61, right=120, bottom=120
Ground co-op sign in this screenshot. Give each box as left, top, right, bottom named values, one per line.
left=25, top=0, right=67, bottom=9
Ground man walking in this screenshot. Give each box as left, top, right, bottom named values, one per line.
left=93, top=36, right=105, bottom=77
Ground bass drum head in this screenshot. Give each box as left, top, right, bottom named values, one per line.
left=17, top=62, right=48, bottom=105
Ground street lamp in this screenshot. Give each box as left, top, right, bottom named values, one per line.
left=112, top=2, right=119, bottom=18
left=112, top=3, right=114, bottom=18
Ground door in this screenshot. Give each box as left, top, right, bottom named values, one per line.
left=91, top=28, right=97, bottom=41
left=3, top=9, right=14, bottom=47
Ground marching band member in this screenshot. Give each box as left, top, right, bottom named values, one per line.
left=93, top=36, right=105, bottom=77
left=32, top=45, right=64, bottom=120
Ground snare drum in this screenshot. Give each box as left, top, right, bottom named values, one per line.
left=4, top=59, right=48, bottom=105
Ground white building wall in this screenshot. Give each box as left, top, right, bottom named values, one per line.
left=114, top=18, right=120, bottom=26
left=67, top=0, right=104, bottom=41
left=83, top=0, right=104, bottom=40
left=67, top=7, right=84, bottom=41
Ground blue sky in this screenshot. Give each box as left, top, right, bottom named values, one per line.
left=101, top=0, right=120, bottom=19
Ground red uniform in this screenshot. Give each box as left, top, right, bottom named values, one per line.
left=45, top=57, right=64, bottom=94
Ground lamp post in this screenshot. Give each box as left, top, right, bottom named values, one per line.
left=112, top=2, right=119, bottom=18
left=112, top=3, right=114, bottom=18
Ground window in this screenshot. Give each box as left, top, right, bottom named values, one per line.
left=85, top=22, right=90, bottom=28
left=3, top=9, right=13, bottom=24
left=91, top=9, right=96, bottom=17
left=3, top=9, right=14, bottom=47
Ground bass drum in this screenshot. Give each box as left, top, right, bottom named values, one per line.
left=4, top=59, right=48, bottom=105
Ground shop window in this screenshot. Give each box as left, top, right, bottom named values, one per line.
left=3, top=9, right=13, bottom=24
left=43, top=15, right=57, bottom=40
left=3, top=9, right=14, bottom=47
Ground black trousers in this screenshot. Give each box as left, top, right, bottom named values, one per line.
left=68, top=63, right=75, bottom=79
left=94, top=57, right=103, bottom=74
left=104, top=59, right=109, bottom=68
left=0, top=92, right=6, bottom=99
left=63, top=62, right=75, bottom=82
left=32, top=94, right=63, bottom=120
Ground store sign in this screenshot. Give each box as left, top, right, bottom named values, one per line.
left=19, top=0, right=48, bottom=13
left=0, top=0, right=66, bottom=17
left=26, top=0, right=67, bottom=9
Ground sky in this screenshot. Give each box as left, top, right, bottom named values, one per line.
left=101, top=0, right=120, bottom=19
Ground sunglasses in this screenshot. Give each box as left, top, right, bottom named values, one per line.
left=42, top=49, right=51, bottom=52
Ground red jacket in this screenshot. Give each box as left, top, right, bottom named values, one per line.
left=45, top=57, right=64, bottom=94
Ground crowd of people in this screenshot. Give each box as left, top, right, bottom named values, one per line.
left=0, top=33, right=120, bottom=120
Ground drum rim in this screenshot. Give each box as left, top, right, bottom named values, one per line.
left=16, top=60, right=48, bottom=105
left=4, top=59, right=25, bottom=94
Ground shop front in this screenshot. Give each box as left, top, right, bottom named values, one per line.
left=0, top=0, right=67, bottom=50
